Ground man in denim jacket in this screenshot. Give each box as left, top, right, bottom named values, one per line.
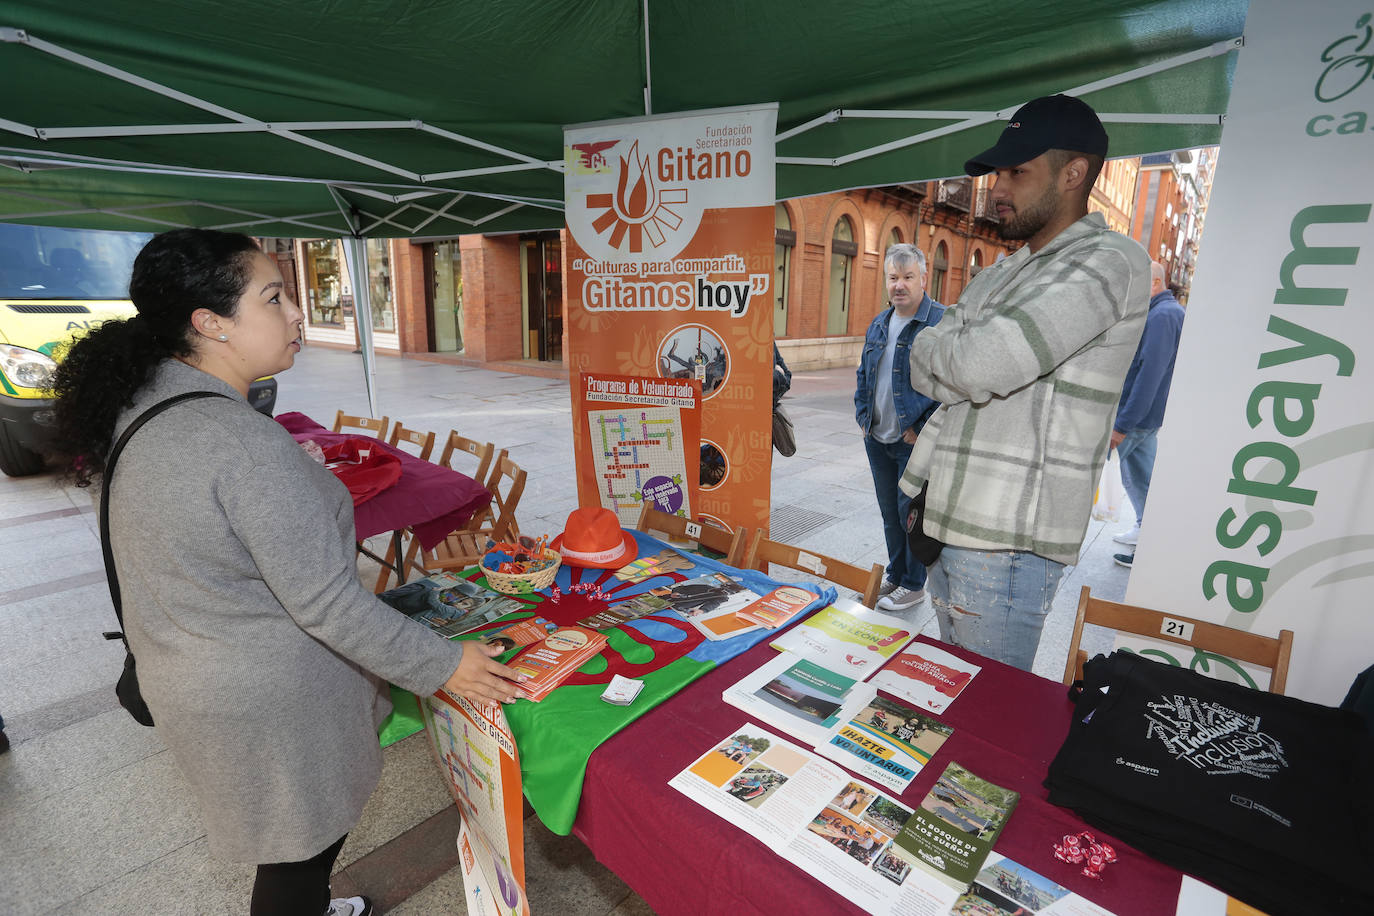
left=855, top=243, right=946, bottom=612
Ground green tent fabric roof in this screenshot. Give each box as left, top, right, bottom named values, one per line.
left=0, top=0, right=1247, bottom=237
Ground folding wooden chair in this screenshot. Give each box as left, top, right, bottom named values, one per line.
left=410, top=455, right=528, bottom=575
left=438, top=430, right=497, bottom=481
left=1062, top=586, right=1295, bottom=694
left=634, top=502, right=752, bottom=565
left=387, top=421, right=436, bottom=461
left=634, top=503, right=748, bottom=567
left=332, top=409, right=390, bottom=441
left=744, top=530, right=884, bottom=609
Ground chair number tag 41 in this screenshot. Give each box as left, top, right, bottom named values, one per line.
left=684, top=521, right=702, bottom=539
left=797, top=551, right=827, bottom=575
left=1160, top=617, right=1195, bottom=641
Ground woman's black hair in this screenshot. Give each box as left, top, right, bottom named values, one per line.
left=50, top=228, right=261, bottom=486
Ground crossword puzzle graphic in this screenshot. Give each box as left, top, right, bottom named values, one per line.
left=590, top=406, right=689, bottom=525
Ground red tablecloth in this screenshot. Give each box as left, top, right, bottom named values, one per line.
left=275, top=412, right=490, bottom=550
left=572, top=635, right=1184, bottom=916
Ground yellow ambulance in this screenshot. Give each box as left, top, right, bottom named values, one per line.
left=0, top=224, right=276, bottom=476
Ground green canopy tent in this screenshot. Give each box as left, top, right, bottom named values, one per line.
left=0, top=0, right=1249, bottom=411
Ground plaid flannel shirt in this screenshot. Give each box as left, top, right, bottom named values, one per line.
left=899, top=213, right=1151, bottom=565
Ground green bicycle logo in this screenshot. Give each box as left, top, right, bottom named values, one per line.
left=1317, top=14, right=1374, bottom=102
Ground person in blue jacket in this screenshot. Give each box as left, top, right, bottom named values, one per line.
left=1111, top=260, right=1186, bottom=567
left=855, top=243, right=946, bottom=612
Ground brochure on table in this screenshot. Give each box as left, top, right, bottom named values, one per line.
left=770, top=598, right=916, bottom=680
left=671, top=725, right=1114, bottom=916
left=868, top=642, right=981, bottom=715
left=891, top=760, right=1019, bottom=891
left=725, top=649, right=951, bottom=793
left=815, top=694, right=953, bottom=794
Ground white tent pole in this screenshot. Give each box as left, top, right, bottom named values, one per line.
left=340, top=235, right=381, bottom=420
left=329, top=187, right=380, bottom=420
left=641, top=0, right=653, bottom=115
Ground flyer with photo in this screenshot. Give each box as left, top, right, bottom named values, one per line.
left=722, top=651, right=875, bottom=747
left=770, top=598, right=915, bottom=680
left=870, top=642, right=980, bottom=715
left=669, top=724, right=964, bottom=915
left=953, top=853, right=1119, bottom=915
left=379, top=572, right=527, bottom=638
left=814, top=694, right=953, bottom=793
left=892, top=761, right=1019, bottom=892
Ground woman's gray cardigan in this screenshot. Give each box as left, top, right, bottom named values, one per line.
left=107, top=360, right=463, bottom=863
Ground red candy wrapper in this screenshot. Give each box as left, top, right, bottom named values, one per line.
left=1054, top=831, right=1116, bottom=880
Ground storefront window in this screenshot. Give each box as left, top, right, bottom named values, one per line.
left=774, top=204, right=794, bottom=338
left=431, top=240, right=463, bottom=353
left=367, top=238, right=396, bottom=333
left=303, top=240, right=344, bottom=327
left=827, top=216, right=856, bottom=336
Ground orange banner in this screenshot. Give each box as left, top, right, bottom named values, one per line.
left=564, top=104, right=778, bottom=536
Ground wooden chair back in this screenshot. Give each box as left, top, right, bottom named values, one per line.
left=1062, top=586, right=1295, bottom=694
left=332, top=410, right=390, bottom=441
left=634, top=503, right=747, bottom=567
left=415, top=455, right=528, bottom=574
left=387, top=421, right=436, bottom=461
left=439, top=430, right=497, bottom=483
left=744, top=531, right=883, bottom=609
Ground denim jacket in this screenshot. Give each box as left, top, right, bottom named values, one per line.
left=855, top=293, right=946, bottom=438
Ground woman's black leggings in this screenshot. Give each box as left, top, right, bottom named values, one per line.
left=250, top=833, right=348, bottom=916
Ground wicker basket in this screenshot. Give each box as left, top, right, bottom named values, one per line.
left=481, top=547, right=562, bottom=594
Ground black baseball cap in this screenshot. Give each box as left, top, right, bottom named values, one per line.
left=964, top=94, right=1109, bottom=176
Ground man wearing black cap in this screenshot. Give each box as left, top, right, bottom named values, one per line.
left=897, top=94, right=1151, bottom=672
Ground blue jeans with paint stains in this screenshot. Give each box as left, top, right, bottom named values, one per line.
left=927, top=546, right=1066, bottom=672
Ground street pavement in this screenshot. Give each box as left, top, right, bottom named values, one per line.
left=0, top=344, right=1130, bottom=914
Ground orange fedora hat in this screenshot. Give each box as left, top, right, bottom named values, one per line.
left=550, top=506, right=638, bottom=568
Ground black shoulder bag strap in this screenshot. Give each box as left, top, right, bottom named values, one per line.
left=99, top=391, right=232, bottom=647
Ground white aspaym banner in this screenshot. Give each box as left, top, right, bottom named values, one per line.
left=1127, top=0, right=1374, bottom=704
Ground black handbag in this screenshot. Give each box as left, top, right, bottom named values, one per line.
left=904, top=480, right=944, bottom=565
left=100, top=391, right=230, bottom=726
left=771, top=404, right=796, bottom=456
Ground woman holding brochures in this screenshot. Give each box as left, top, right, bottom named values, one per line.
left=50, top=229, right=527, bottom=916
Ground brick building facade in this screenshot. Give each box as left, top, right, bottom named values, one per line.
left=281, top=149, right=1215, bottom=374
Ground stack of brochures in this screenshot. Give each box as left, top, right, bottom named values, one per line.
left=508, top=626, right=608, bottom=702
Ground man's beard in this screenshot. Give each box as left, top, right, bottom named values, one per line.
left=998, top=184, right=1059, bottom=241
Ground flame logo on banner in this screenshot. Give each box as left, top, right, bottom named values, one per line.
left=585, top=140, right=688, bottom=254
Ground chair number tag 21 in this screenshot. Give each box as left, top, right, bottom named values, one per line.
left=796, top=551, right=827, bottom=575
left=684, top=521, right=702, bottom=539
left=1159, top=617, right=1195, bottom=641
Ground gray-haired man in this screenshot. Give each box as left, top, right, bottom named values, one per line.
left=855, top=243, right=946, bottom=612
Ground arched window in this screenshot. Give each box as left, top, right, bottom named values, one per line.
left=969, top=248, right=984, bottom=279
left=929, top=241, right=949, bottom=302
left=827, top=216, right=857, bottom=335
left=889, top=227, right=902, bottom=249
left=774, top=203, right=794, bottom=338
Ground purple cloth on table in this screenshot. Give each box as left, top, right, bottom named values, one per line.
left=572, top=635, right=1183, bottom=916
left=275, top=412, right=490, bottom=550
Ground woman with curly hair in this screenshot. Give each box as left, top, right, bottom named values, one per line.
left=51, top=228, right=526, bottom=916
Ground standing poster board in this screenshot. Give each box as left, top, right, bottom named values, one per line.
left=564, top=104, right=778, bottom=536
left=575, top=372, right=703, bottom=526
left=424, top=692, right=530, bottom=915
left=1126, top=0, right=1374, bottom=703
